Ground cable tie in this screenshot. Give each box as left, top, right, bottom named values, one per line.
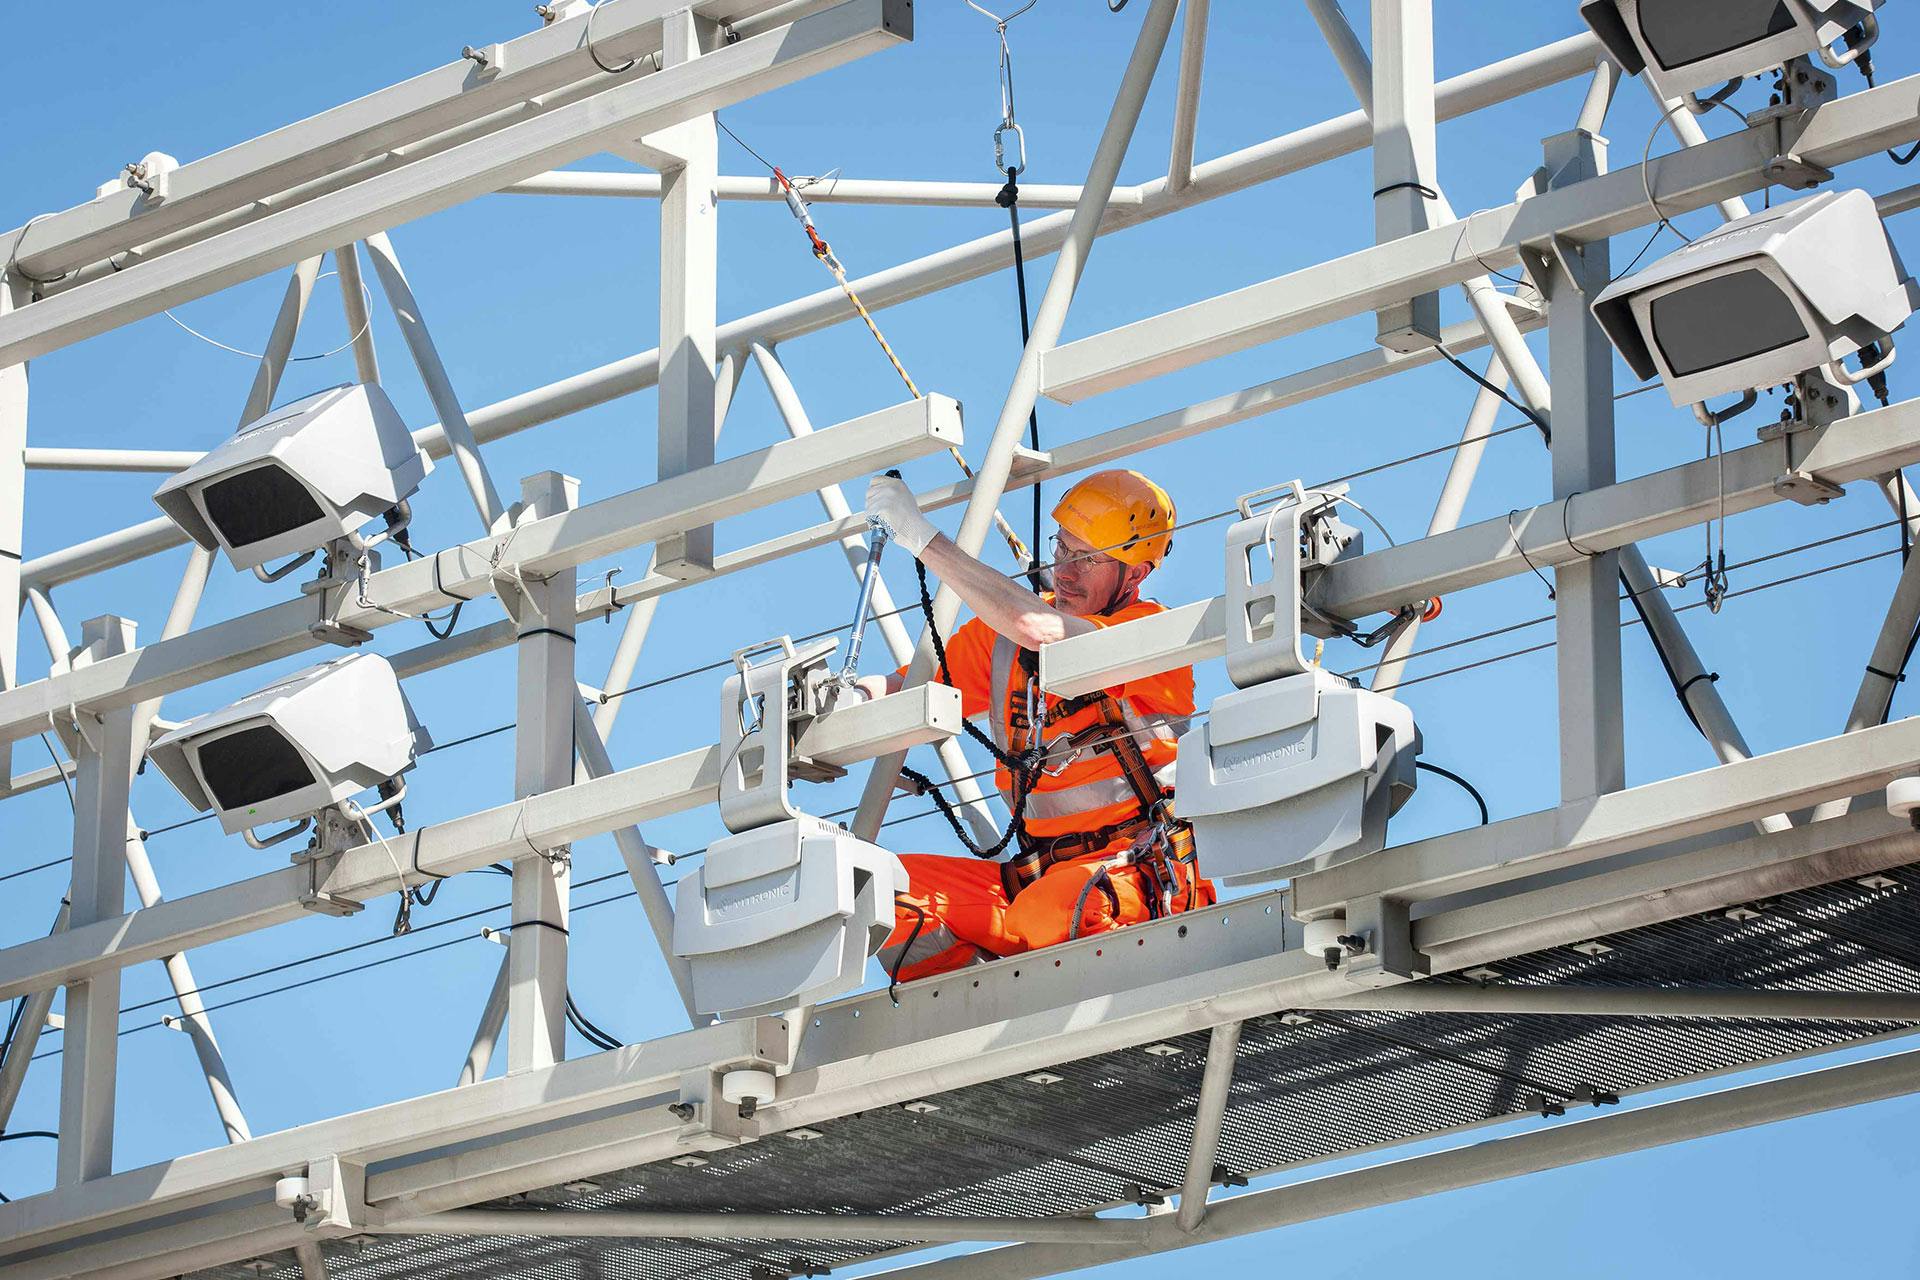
left=410, top=830, right=447, bottom=882
left=505, top=918, right=570, bottom=938
left=516, top=627, right=577, bottom=644
left=1677, top=671, right=1721, bottom=696
left=1506, top=509, right=1555, bottom=601
left=1866, top=664, right=1907, bottom=684
left=431, top=550, right=477, bottom=603
left=1372, top=181, right=1441, bottom=200
left=1561, top=492, right=1603, bottom=559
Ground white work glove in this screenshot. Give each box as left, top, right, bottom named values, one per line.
left=865, top=474, right=938, bottom=556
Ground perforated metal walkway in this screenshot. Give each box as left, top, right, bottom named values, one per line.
left=196, top=864, right=1920, bottom=1280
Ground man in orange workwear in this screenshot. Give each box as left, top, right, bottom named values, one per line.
left=858, top=468, right=1210, bottom=983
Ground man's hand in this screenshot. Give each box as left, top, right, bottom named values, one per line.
left=865, top=474, right=939, bottom=556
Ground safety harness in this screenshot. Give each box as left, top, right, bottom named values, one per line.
left=898, top=557, right=1201, bottom=920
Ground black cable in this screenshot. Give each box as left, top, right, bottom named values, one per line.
left=902, top=553, right=1043, bottom=859
left=1890, top=141, right=1920, bottom=165
left=996, top=170, right=1047, bottom=593
left=0, top=1131, right=57, bottom=1143
left=39, top=734, right=74, bottom=814
left=887, top=895, right=926, bottom=1006
left=1435, top=344, right=1550, bottom=443
left=565, top=993, right=622, bottom=1051
left=1620, top=568, right=1711, bottom=739
left=422, top=600, right=463, bottom=641
left=1415, top=761, right=1488, bottom=826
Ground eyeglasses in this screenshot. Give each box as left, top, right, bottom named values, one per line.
left=1049, top=535, right=1114, bottom=574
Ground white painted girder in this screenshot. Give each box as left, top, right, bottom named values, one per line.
left=0, top=394, right=961, bottom=748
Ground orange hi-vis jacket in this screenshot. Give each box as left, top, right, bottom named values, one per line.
left=879, top=597, right=1204, bottom=983
left=929, top=596, right=1195, bottom=853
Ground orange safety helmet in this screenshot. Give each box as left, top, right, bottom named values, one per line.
left=1052, top=469, right=1176, bottom=567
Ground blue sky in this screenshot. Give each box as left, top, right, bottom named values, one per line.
left=4, top=1, right=1920, bottom=1275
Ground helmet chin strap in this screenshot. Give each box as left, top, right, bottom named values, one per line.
left=1097, top=568, right=1144, bottom=617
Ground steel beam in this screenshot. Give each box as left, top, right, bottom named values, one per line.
left=1039, top=395, right=1920, bottom=697
left=1416, top=809, right=1920, bottom=975
left=0, top=0, right=911, bottom=366
left=458, top=950, right=512, bottom=1088
left=333, top=242, right=380, bottom=385
left=751, top=341, right=1000, bottom=844
left=1175, top=1020, right=1240, bottom=1232
left=0, top=0, right=848, bottom=284
left=293, top=310, right=1532, bottom=697
left=1542, top=138, right=1622, bottom=803
left=508, top=473, right=579, bottom=1072
left=1328, top=985, right=1920, bottom=1021
left=57, top=615, right=137, bottom=1186
left=1290, top=716, right=1920, bottom=916
left=381, top=1209, right=1146, bottom=1245
left=1369, top=353, right=1507, bottom=695
left=1166, top=0, right=1209, bottom=196
left=647, top=9, right=722, bottom=577
left=362, top=232, right=507, bottom=531
left=1370, top=0, right=1441, bottom=349
left=0, top=393, right=963, bottom=748
left=1037, top=71, right=1920, bottom=403
left=0, top=901, right=68, bottom=1133
left=293, top=1240, right=331, bottom=1280
left=0, top=681, right=961, bottom=1002
left=851, top=0, right=1181, bottom=840
left=571, top=698, right=700, bottom=1022
left=0, top=283, right=23, bottom=783
left=503, top=170, right=1140, bottom=208
left=0, top=1016, right=788, bottom=1261
left=20, top=448, right=203, bottom=473
left=14, top=36, right=1601, bottom=594
left=866, top=1047, right=1920, bottom=1280
left=125, top=823, right=251, bottom=1146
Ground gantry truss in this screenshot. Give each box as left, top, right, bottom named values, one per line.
left=5, top=2, right=1920, bottom=1278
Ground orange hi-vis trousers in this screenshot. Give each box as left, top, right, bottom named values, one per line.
left=878, top=852, right=1214, bottom=983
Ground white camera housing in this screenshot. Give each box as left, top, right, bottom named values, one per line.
left=1175, top=668, right=1420, bottom=886
left=674, top=815, right=904, bottom=1019
left=1591, top=189, right=1914, bottom=410
left=149, top=651, right=430, bottom=837
left=154, top=383, right=431, bottom=574
left=1580, top=0, right=1882, bottom=102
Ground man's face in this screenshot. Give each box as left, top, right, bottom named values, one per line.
left=1050, top=528, right=1135, bottom=616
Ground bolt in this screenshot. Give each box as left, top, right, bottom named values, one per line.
left=462, top=45, right=490, bottom=68
left=667, top=1101, right=696, bottom=1121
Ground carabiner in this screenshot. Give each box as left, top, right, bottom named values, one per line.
left=995, top=121, right=1027, bottom=178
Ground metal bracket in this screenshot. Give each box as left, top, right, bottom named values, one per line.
left=675, top=1068, right=760, bottom=1145
left=1337, top=894, right=1425, bottom=988
left=1221, top=481, right=1359, bottom=689
left=293, top=808, right=370, bottom=917
left=718, top=635, right=844, bottom=832
left=1747, top=61, right=1839, bottom=191
left=303, top=539, right=377, bottom=647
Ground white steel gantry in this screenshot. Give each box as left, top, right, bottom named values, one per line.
left=5, top=3, right=1920, bottom=1279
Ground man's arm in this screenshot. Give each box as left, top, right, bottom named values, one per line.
left=866, top=475, right=1094, bottom=650
left=918, top=535, right=1096, bottom=647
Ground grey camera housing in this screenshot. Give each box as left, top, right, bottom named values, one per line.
left=154, top=383, right=431, bottom=573
left=1591, top=188, right=1914, bottom=409
left=1580, top=0, right=1882, bottom=101
left=674, top=815, right=904, bottom=1019
left=149, top=651, right=431, bottom=836
left=1175, top=668, right=1420, bottom=886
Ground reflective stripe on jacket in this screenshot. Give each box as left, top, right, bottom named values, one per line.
left=904, top=598, right=1195, bottom=853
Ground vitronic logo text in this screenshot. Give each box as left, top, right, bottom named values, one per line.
left=1216, top=730, right=1313, bottom=775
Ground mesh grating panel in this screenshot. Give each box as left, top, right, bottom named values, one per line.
left=192, top=866, right=1920, bottom=1280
